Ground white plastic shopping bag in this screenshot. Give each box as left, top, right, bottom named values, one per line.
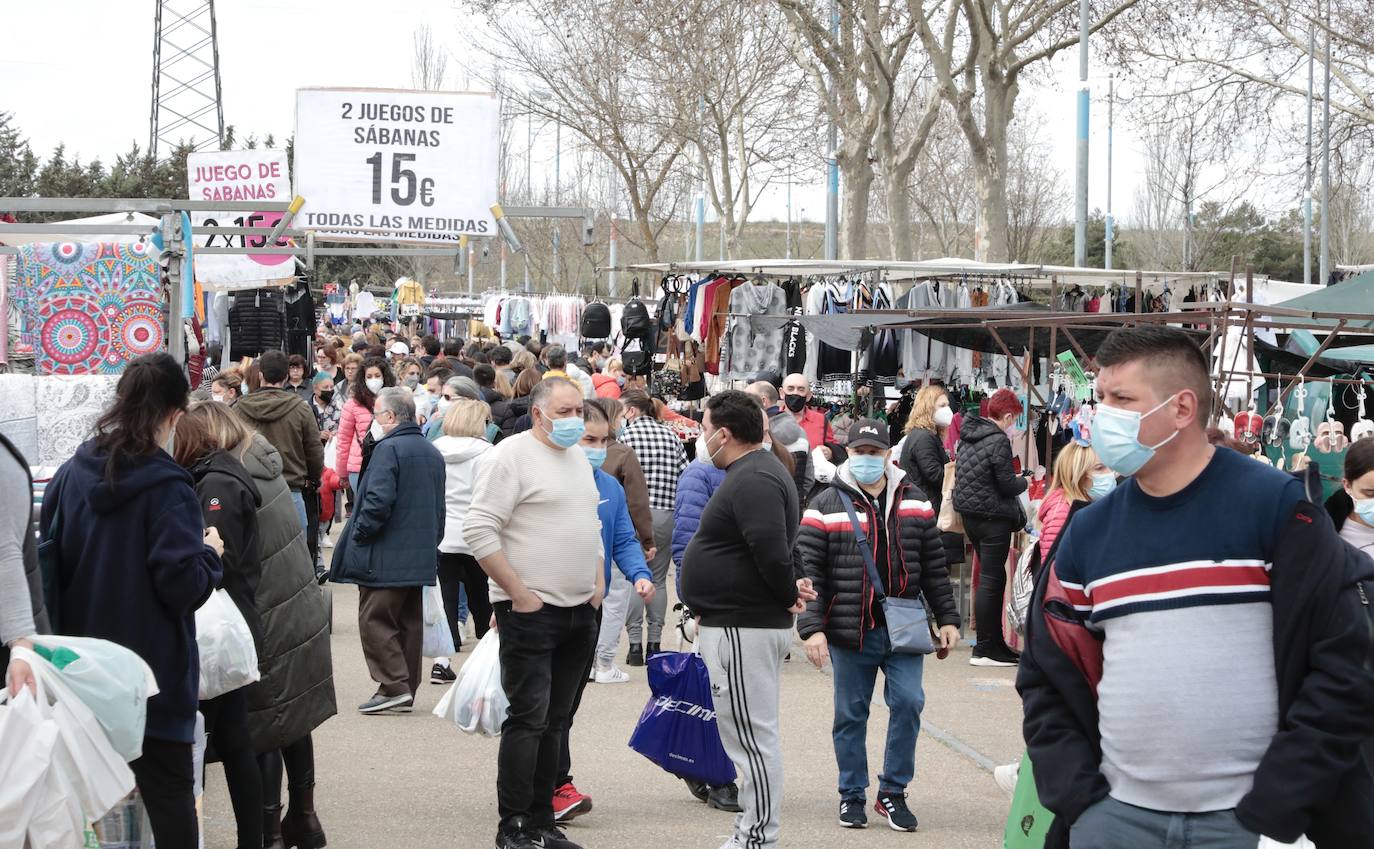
left=1259, top=838, right=1315, bottom=848
left=433, top=629, right=508, bottom=736
left=0, top=687, right=61, bottom=848
left=4, top=646, right=135, bottom=845
left=196, top=588, right=261, bottom=699
left=422, top=583, right=455, bottom=658
left=31, top=634, right=159, bottom=761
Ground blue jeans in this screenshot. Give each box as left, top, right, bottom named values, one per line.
left=1070, top=796, right=1258, bottom=849
left=289, top=490, right=308, bottom=533
left=457, top=584, right=469, bottom=625
left=828, top=627, right=926, bottom=799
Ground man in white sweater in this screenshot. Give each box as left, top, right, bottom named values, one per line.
left=464, top=377, right=604, bottom=849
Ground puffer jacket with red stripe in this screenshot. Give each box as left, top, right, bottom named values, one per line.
left=796, top=463, right=961, bottom=651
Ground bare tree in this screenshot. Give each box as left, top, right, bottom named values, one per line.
left=1328, top=143, right=1374, bottom=266
left=667, top=1, right=808, bottom=258
left=464, top=0, right=690, bottom=262
left=909, top=110, right=977, bottom=257
left=1004, top=117, right=1069, bottom=262
left=913, top=0, right=1143, bottom=262
left=776, top=0, right=947, bottom=259
left=411, top=25, right=449, bottom=91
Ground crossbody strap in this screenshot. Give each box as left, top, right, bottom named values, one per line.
left=838, top=492, right=886, bottom=600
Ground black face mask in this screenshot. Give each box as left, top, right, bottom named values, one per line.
left=318, top=389, right=335, bottom=405
left=784, top=394, right=807, bottom=413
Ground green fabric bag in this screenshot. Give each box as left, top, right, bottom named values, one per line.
left=1004, top=751, right=1054, bottom=848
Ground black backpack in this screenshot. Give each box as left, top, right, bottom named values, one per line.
left=581, top=302, right=611, bottom=338
left=622, top=297, right=652, bottom=339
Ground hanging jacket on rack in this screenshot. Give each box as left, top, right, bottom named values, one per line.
left=723, top=279, right=787, bottom=379
left=229, top=288, right=287, bottom=360
left=780, top=278, right=808, bottom=377
left=284, top=278, right=316, bottom=359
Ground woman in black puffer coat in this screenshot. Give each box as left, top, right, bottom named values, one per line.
left=951, top=388, right=1027, bottom=667
left=192, top=403, right=336, bottom=849
left=899, top=385, right=963, bottom=567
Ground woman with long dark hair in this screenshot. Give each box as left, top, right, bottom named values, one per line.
left=172, top=409, right=264, bottom=849
left=335, top=356, right=395, bottom=494
left=40, top=353, right=224, bottom=846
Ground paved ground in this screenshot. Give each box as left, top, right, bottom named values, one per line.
left=204, top=576, right=1023, bottom=849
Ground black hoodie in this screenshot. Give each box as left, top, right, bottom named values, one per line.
left=189, top=450, right=265, bottom=655
left=41, top=440, right=222, bottom=743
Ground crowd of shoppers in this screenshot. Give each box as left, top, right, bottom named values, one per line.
left=12, top=320, right=1374, bottom=849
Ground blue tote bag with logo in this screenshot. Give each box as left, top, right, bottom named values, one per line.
left=628, top=650, right=736, bottom=785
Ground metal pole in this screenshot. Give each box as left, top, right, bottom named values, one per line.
left=1319, top=5, right=1331, bottom=287
left=1073, top=0, right=1090, bottom=267
left=824, top=0, right=839, bottom=261
left=1105, top=76, right=1114, bottom=270
left=526, top=109, right=533, bottom=202
left=609, top=216, right=618, bottom=298
left=500, top=241, right=507, bottom=290
left=554, top=109, right=561, bottom=285
left=1305, top=22, right=1315, bottom=287
left=786, top=169, right=792, bottom=260
left=695, top=96, right=706, bottom=263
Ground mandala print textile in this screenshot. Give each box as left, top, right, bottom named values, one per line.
left=15, top=241, right=166, bottom=375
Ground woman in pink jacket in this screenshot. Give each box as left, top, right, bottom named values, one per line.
left=1036, top=442, right=1114, bottom=561
left=335, top=357, right=395, bottom=493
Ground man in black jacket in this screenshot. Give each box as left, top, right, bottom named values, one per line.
left=681, top=390, right=816, bottom=849
left=797, top=419, right=961, bottom=832
left=1018, top=326, right=1374, bottom=848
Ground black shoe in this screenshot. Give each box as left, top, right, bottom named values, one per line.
left=530, top=824, right=583, bottom=849
left=839, top=797, right=867, bottom=829
left=874, top=792, right=918, bottom=832
left=707, top=783, right=742, bottom=813
left=357, top=692, right=412, bottom=714
left=496, top=818, right=539, bottom=849
left=431, top=662, right=457, bottom=684
left=684, top=778, right=710, bottom=803
left=626, top=644, right=644, bottom=667
left=645, top=641, right=661, bottom=658
left=969, top=645, right=1020, bottom=667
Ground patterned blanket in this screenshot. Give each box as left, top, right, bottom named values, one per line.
left=13, top=241, right=165, bottom=375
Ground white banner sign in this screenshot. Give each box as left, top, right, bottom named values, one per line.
left=187, top=149, right=295, bottom=289
left=293, top=88, right=499, bottom=243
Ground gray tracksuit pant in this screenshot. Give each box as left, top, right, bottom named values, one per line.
left=626, top=508, right=675, bottom=644
left=698, top=625, right=791, bottom=849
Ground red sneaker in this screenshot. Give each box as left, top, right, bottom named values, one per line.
left=552, top=782, right=593, bottom=822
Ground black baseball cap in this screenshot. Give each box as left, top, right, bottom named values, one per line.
left=847, top=418, right=890, bottom=451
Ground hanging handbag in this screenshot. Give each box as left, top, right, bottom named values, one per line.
left=837, top=493, right=935, bottom=655
left=937, top=460, right=963, bottom=533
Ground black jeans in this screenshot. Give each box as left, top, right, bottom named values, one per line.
left=439, top=551, right=493, bottom=643
left=557, top=604, right=603, bottom=786
left=130, top=737, right=197, bottom=848
left=961, top=512, right=1020, bottom=654
left=494, top=600, right=598, bottom=829
left=201, top=687, right=263, bottom=849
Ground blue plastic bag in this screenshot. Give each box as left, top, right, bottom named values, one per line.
left=628, top=651, right=736, bottom=785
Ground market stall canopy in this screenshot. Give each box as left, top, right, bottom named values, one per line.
left=0, top=212, right=161, bottom=246
left=1272, top=270, right=1374, bottom=330
left=606, top=257, right=1041, bottom=280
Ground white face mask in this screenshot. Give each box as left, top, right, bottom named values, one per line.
left=370, top=419, right=385, bottom=440
left=933, top=406, right=954, bottom=427
left=365, top=377, right=384, bottom=393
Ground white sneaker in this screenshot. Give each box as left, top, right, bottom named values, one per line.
left=319, top=530, right=333, bottom=549
left=594, top=665, right=630, bottom=684
left=993, top=762, right=1020, bottom=795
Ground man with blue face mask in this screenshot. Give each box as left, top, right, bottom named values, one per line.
left=464, top=377, right=606, bottom=849
left=796, top=418, right=962, bottom=832
left=1020, top=325, right=1374, bottom=849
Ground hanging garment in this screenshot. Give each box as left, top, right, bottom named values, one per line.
left=0, top=373, right=38, bottom=463
left=15, top=241, right=166, bottom=376
left=353, top=290, right=377, bottom=320
left=897, top=281, right=949, bottom=386
left=284, top=279, right=316, bottom=359
left=951, top=283, right=974, bottom=384
left=780, top=278, right=808, bottom=377
left=229, top=288, right=287, bottom=359
left=859, top=281, right=899, bottom=384
left=36, top=374, right=122, bottom=466
left=723, top=281, right=787, bottom=379
left=817, top=280, right=857, bottom=381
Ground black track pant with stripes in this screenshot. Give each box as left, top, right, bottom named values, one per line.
left=697, top=625, right=791, bottom=849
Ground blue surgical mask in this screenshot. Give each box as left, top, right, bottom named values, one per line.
left=1087, top=471, right=1117, bottom=500
left=1351, top=494, right=1374, bottom=526
left=240, top=382, right=249, bottom=396
left=849, top=455, right=887, bottom=486
left=1090, top=395, right=1179, bottom=477
left=584, top=446, right=607, bottom=470
left=615, top=424, right=627, bottom=440
left=485, top=422, right=500, bottom=443
left=542, top=410, right=586, bottom=448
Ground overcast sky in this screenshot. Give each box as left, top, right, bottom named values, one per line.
left=5, top=0, right=1146, bottom=237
